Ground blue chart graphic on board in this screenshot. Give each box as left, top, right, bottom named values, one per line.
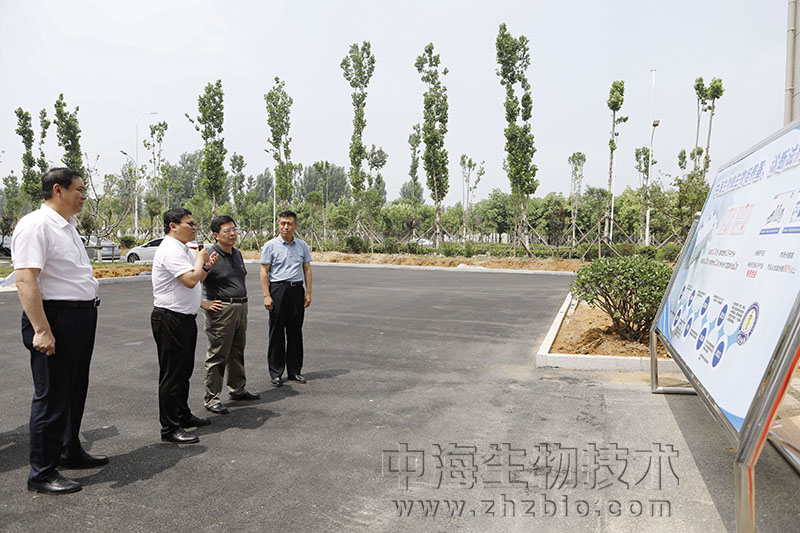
left=669, top=285, right=741, bottom=371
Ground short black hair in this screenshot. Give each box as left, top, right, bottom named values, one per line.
left=210, top=215, right=235, bottom=234
left=277, top=210, right=297, bottom=221
left=163, top=207, right=192, bottom=234
left=42, top=168, right=82, bottom=200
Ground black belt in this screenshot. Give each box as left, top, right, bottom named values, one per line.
left=153, top=307, right=196, bottom=318
left=43, top=299, right=101, bottom=308
left=208, top=296, right=248, bottom=303
left=270, top=280, right=303, bottom=287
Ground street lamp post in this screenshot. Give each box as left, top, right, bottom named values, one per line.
left=132, top=112, right=158, bottom=238
left=645, top=69, right=657, bottom=247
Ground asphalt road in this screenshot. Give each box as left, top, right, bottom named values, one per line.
left=0, top=264, right=798, bottom=532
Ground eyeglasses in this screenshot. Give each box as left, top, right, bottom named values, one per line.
left=219, top=227, right=237, bottom=234
left=184, top=221, right=196, bottom=228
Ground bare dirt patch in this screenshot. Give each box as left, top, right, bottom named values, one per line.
left=551, top=300, right=668, bottom=358
left=93, top=265, right=151, bottom=278
left=241, top=250, right=585, bottom=272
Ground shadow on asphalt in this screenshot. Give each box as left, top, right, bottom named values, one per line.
left=74, top=444, right=208, bottom=488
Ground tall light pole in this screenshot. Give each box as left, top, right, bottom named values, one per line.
left=133, top=112, right=158, bottom=238
left=645, top=69, right=657, bottom=246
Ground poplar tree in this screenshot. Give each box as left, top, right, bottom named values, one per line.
left=13, top=107, right=40, bottom=206
left=701, top=78, right=724, bottom=178
left=142, top=121, right=169, bottom=208
left=459, top=154, right=484, bottom=240
left=341, top=42, right=376, bottom=200
left=604, top=80, right=628, bottom=239
left=415, top=42, right=449, bottom=247
left=230, top=152, right=247, bottom=219
left=568, top=152, right=586, bottom=247
left=186, top=80, right=228, bottom=214
left=265, top=76, right=299, bottom=207
left=496, top=23, right=537, bottom=251
left=53, top=94, right=84, bottom=174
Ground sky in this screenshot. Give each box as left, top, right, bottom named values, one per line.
left=0, top=0, right=789, bottom=206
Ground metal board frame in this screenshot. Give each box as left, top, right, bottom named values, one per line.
left=649, top=118, right=800, bottom=532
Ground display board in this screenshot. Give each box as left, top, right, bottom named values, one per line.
left=656, top=124, right=800, bottom=433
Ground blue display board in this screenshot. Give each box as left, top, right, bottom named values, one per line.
left=656, top=125, right=800, bottom=432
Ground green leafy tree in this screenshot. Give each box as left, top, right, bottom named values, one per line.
left=415, top=42, right=450, bottom=247
left=229, top=152, right=247, bottom=220
left=568, top=152, right=586, bottom=247
left=701, top=77, right=724, bottom=178
left=634, top=146, right=656, bottom=243
left=604, top=80, right=628, bottom=239
left=496, top=23, right=538, bottom=250
left=265, top=76, right=300, bottom=208
left=301, top=163, right=348, bottom=205
left=692, top=77, right=708, bottom=171
left=341, top=41, right=376, bottom=202
left=36, top=109, right=51, bottom=176
left=1, top=173, right=23, bottom=243
left=474, top=188, right=513, bottom=235
left=142, top=121, right=170, bottom=208
left=252, top=168, right=275, bottom=204
left=459, top=154, right=484, bottom=240
left=53, top=94, right=84, bottom=174
left=186, top=80, right=228, bottom=214
left=405, top=123, right=424, bottom=221
left=14, top=107, right=40, bottom=207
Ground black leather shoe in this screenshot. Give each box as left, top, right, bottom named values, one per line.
left=161, top=429, right=199, bottom=444
left=206, top=403, right=229, bottom=415
left=61, top=450, right=109, bottom=469
left=180, top=414, right=211, bottom=428
left=271, top=377, right=282, bottom=387
left=230, top=390, right=260, bottom=401
left=28, top=473, right=82, bottom=494
left=287, top=374, right=307, bottom=383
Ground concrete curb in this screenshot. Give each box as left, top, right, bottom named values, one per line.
left=535, top=292, right=682, bottom=372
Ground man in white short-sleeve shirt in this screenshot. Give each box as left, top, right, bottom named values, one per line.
left=12, top=167, right=108, bottom=495
left=151, top=207, right=218, bottom=444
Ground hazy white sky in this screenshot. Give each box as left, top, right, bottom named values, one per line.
left=0, top=0, right=788, bottom=205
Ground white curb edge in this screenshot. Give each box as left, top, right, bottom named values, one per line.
left=535, top=292, right=681, bottom=372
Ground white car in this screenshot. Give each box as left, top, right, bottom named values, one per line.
left=125, top=239, right=211, bottom=263
left=125, top=238, right=163, bottom=263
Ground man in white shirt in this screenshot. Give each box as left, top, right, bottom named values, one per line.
left=12, top=168, right=107, bottom=495
left=151, top=207, right=218, bottom=444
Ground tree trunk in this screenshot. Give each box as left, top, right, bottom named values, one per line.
left=702, top=101, right=716, bottom=179
left=604, top=110, right=617, bottom=239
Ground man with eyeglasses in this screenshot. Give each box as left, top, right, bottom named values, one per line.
left=12, top=168, right=108, bottom=494
left=201, top=215, right=259, bottom=416
left=151, top=208, right=218, bottom=444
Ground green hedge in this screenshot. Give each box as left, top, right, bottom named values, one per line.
left=570, top=255, right=672, bottom=342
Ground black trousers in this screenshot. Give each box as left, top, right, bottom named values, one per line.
left=151, top=307, right=197, bottom=434
left=22, top=306, right=97, bottom=482
left=268, top=283, right=305, bottom=378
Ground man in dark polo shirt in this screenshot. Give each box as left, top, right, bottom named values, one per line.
left=202, top=215, right=259, bottom=415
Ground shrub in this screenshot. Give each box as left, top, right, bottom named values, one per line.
left=570, top=255, right=672, bottom=342
left=118, top=235, right=136, bottom=248
left=344, top=236, right=367, bottom=254
left=463, top=240, right=475, bottom=258
left=637, top=245, right=657, bottom=259
left=384, top=237, right=400, bottom=254
left=656, top=242, right=682, bottom=263
left=440, top=241, right=462, bottom=257
left=406, top=241, right=420, bottom=255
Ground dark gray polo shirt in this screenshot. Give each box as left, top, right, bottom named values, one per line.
left=203, top=244, right=247, bottom=299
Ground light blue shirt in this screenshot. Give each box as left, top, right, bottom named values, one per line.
left=260, top=236, right=312, bottom=283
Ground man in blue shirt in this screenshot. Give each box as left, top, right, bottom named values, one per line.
left=260, top=210, right=313, bottom=386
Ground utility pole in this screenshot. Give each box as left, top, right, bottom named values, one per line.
left=787, top=0, right=800, bottom=124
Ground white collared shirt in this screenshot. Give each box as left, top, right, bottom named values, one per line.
left=11, top=204, right=98, bottom=300
left=152, top=235, right=201, bottom=314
